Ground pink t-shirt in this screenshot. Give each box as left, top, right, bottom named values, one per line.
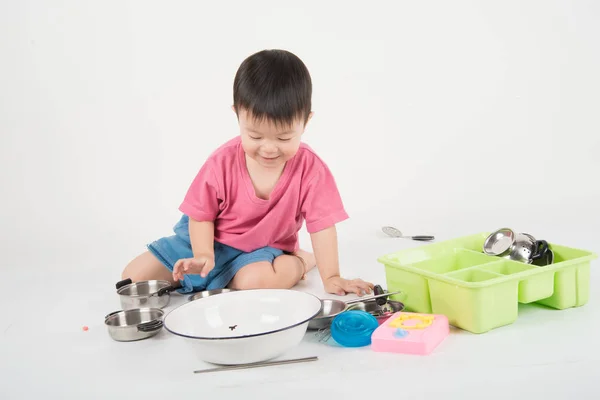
left=178, top=136, right=349, bottom=253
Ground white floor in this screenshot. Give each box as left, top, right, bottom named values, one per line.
left=1, top=232, right=599, bottom=400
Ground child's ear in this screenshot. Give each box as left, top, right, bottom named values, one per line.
left=231, top=105, right=241, bottom=122
left=304, top=111, right=314, bottom=128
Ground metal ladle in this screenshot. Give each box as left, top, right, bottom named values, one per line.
left=382, top=226, right=434, bottom=241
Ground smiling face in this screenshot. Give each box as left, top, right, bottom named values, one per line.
left=236, top=108, right=312, bottom=169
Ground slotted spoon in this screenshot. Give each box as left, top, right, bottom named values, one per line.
left=382, top=226, right=434, bottom=241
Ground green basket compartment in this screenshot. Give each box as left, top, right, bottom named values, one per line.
left=478, top=261, right=555, bottom=303
left=445, top=267, right=502, bottom=283
left=378, top=232, right=597, bottom=333
left=428, top=272, right=518, bottom=333
left=407, top=249, right=498, bottom=274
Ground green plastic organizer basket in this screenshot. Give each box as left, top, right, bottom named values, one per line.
left=377, top=232, right=597, bottom=334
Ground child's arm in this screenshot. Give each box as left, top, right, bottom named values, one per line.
left=311, top=225, right=374, bottom=296
left=173, top=160, right=221, bottom=282
left=189, top=218, right=215, bottom=260
left=172, top=218, right=216, bottom=281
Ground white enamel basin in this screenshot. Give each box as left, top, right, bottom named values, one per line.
left=163, top=289, right=323, bottom=365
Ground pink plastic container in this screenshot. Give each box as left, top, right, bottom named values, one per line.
left=371, top=312, right=449, bottom=355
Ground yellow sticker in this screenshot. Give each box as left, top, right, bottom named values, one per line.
left=388, top=314, right=434, bottom=330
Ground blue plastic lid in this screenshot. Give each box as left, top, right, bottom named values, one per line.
left=330, top=310, right=379, bottom=347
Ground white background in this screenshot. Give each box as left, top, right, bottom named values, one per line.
left=1, top=1, right=599, bottom=399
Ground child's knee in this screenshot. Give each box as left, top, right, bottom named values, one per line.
left=121, top=263, right=139, bottom=281
left=121, top=260, right=141, bottom=281
left=121, top=251, right=175, bottom=284
left=229, top=261, right=273, bottom=289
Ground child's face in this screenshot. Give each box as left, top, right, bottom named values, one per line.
left=236, top=108, right=311, bottom=169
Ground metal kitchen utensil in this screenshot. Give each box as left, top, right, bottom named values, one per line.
left=115, top=278, right=177, bottom=310
left=193, top=356, right=318, bottom=374
left=104, top=308, right=164, bottom=342
left=345, top=290, right=402, bottom=305
left=382, top=226, right=434, bottom=241
left=483, top=229, right=550, bottom=264
left=347, top=300, right=405, bottom=321
left=311, top=298, right=405, bottom=333
left=308, top=286, right=402, bottom=330
left=483, top=228, right=517, bottom=256
left=505, top=234, right=549, bottom=264
left=373, top=284, right=387, bottom=306
left=314, top=328, right=332, bottom=343
left=532, top=248, right=554, bottom=266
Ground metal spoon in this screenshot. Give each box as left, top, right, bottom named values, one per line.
left=382, top=226, right=434, bottom=241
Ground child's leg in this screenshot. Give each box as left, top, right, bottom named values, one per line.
left=293, top=249, right=317, bottom=278
left=228, top=250, right=316, bottom=290
left=121, top=251, right=180, bottom=286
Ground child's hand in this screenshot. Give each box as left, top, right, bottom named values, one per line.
left=172, top=254, right=215, bottom=282
left=324, top=276, right=374, bottom=296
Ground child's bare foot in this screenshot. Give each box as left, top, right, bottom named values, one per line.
left=293, top=249, right=316, bottom=279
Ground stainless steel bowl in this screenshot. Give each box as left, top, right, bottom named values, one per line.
left=307, top=299, right=348, bottom=330
left=104, top=308, right=164, bottom=342
left=347, top=300, right=405, bottom=321
left=483, top=228, right=516, bottom=256
left=116, top=278, right=175, bottom=310
left=188, top=288, right=237, bottom=302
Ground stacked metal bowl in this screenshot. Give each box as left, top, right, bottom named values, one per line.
left=483, top=228, right=554, bottom=266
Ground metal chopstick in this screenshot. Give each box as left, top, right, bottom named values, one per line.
left=193, top=356, right=318, bottom=374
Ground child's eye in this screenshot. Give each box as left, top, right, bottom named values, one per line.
left=249, top=135, right=261, bottom=140
left=278, top=138, right=291, bottom=142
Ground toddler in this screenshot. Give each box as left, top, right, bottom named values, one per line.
left=122, top=49, right=374, bottom=297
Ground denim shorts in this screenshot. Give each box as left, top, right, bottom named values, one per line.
left=147, top=215, right=284, bottom=293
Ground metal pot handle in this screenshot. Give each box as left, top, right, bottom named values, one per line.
left=411, top=235, right=435, bottom=241
left=531, top=240, right=549, bottom=261
left=105, top=310, right=121, bottom=319
left=116, top=278, right=132, bottom=290
left=137, top=320, right=163, bottom=332
left=373, top=285, right=388, bottom=306
left=156, top=285, right=177, bottom=297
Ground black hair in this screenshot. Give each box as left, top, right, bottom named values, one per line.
left=233, top=49, right=312, bottom=127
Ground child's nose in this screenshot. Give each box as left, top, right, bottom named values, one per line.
left=262, top=143, right=278, bottom=153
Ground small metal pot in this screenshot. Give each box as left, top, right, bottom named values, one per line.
left=188, top=288, right=237, bottom=302
left=104, top=308, right=164, bottom=342
left=116, top=278, right=177, bottom=310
